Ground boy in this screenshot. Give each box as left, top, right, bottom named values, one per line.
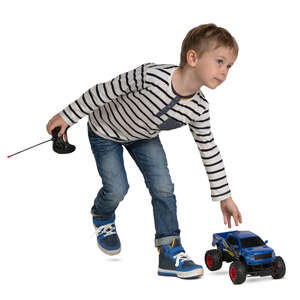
left=47, top=23, right=242, bottom=279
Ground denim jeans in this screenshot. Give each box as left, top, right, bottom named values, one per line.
left=87, top=122, right=180, bottom=247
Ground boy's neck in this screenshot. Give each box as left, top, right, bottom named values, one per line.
left=172, top=66, right=203, bottom=100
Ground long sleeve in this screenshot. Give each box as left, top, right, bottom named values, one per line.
left=59, top=63, right=147, bottom=126
left=189, top=106, right=231, bottom=201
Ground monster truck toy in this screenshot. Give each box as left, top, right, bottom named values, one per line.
left=205, top=231, right=286, bottom=284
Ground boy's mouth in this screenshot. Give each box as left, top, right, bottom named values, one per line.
left=214, top=78, right=223, bottom=84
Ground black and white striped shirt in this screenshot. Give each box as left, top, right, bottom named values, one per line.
left=60, top=63, right=231, bottom=201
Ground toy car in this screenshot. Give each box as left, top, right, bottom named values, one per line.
left=205, top=231, right=286, bottom=284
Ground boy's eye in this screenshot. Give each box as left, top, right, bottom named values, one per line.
left=217, top=59, right=223, bottom=64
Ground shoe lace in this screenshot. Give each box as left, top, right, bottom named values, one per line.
left=173, top=251, right=191, bottom=267
left=95, top=223, right=116, bottom=237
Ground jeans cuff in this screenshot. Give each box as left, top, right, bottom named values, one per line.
left=90, top=207, right=115, bottom=219
left=155, top=235, right=181, bottom=247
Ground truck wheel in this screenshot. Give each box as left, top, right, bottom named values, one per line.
left=272, top=256, right=286, bottom=279
left=229, top=261, right=247, bottom=284
left=205, top=249, right=222, bottom=271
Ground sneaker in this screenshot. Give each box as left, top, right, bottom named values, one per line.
left=158, top=238, right=204, bottom=279
left=93, top=215, right=121, bottom=255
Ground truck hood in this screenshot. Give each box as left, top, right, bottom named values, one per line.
left=242, top=245, right=274, bottom=255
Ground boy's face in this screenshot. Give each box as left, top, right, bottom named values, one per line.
left=191, top=46, right=237, bottom=89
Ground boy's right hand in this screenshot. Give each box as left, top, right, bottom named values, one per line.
left=46, top=113, right=68, bottom=137
left=220, top=197, right=242, bottom=229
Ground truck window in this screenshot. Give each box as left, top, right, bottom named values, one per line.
left=240, top=237, right=265, bottom=248
left=227, top=236, right=239, bottom=246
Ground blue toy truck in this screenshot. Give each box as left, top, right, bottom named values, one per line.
left=205, top=231, right=286, bottom=284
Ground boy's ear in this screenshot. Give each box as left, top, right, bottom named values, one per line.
left=186, top=49, right=199, bottom=67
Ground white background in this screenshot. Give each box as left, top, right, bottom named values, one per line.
left=1, top=0, right=299, bottom=298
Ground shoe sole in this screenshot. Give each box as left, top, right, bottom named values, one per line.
left=97, top=243, right=121, bottom=256
left=158, top=267, right=204, bottom=279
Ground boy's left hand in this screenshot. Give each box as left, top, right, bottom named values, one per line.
left=220, top=197, right=242, bottom=228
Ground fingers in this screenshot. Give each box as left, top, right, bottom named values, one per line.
left=238, top=212, right=242, bottom=224
left=46, top=121, right=52, bottom=135
left=232, top=211, right=242, bottom=227
left=223, top=213, right=232, bottom=228
left=223, top=212, right=241, bottom=229
left=233, top=214, right=239, bottom=226
left=46, top=114, right=67, bottom=137
left=223, top=214, right=227, bottom=226
left=58, top=126, right=67, bottom=137
left=47, top=117, right=57, bottom=135
left=228, top=216, right=232, bottom=229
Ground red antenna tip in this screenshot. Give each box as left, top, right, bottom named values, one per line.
left=7, top=155, right=11, bottom=158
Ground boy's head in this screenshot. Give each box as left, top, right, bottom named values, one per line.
left=179, top=24, right=239, bottom=89
left=180, top=24, right=239, bottom=67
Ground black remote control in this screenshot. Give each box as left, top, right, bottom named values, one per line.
left=51, top=126, right=76, bottom=154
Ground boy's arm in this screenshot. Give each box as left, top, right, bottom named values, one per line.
left=188, top=106, right=231, bottom=201
left=59, top=63, right=148, bottom=126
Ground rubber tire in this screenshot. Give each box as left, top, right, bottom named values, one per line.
left=272, top=256, right=286, bottom=279
left=229, top=261, right=247, bottom=284
left=205, top=249, right=223, bottom=271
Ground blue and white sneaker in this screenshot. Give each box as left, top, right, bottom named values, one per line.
left=93, top=215, right=121, bottom=255
left=158, top=238, right=204, bottom=279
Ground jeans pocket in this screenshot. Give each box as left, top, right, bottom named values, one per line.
left=88, top=123, right=108, bottom=146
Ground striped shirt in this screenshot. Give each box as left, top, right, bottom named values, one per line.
left=60, top=63, right=231, bottom=201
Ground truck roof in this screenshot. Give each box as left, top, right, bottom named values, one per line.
left=231, top=231, right=257, bottom=239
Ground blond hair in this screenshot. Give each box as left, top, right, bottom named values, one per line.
left=180, top=23, right=239, bottom=67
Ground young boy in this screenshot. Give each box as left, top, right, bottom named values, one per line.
left=47, top=23, right=242, bottom=279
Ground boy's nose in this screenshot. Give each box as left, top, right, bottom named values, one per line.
left=220, top=69, right=228, bottom=80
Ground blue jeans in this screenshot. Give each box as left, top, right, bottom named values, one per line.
left=87, top=122, right=180, bottom=247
